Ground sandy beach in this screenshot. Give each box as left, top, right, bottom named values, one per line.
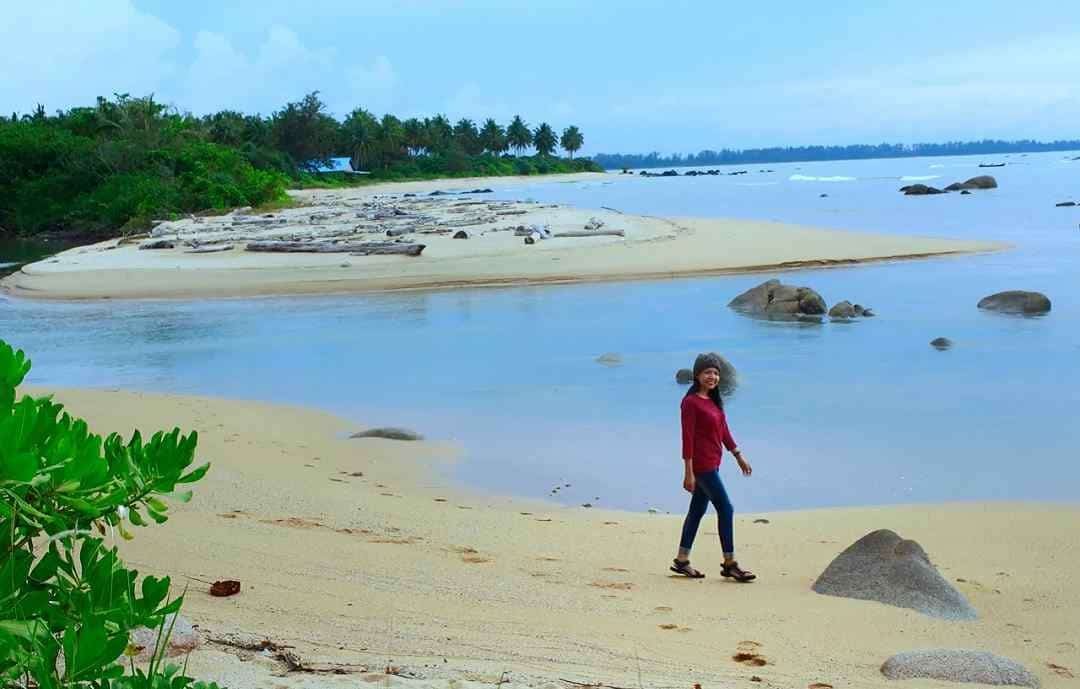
left=2, top=173, right=1004, bottom=300
left=26, top=386, right=1078, bottom=689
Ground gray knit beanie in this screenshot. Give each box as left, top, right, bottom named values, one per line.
left=692, top=352, right=725, bottom=379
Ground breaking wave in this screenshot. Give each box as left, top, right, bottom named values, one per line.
left=788, top=174, right=857, bottom=182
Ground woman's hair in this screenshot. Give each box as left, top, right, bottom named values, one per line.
left=685, top=379, right=724, bottom=410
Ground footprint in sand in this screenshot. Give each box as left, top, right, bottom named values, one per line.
left=537, top=556, right=561, bottom=562
left=367, top=535, right=420, bottom=545
left=808, top=683, right=834, bottom=689
left=603, top=521, right=619, bottom=526
left=264, top=516, right=325, bottom=529
left=535, top=518, right=553, bottom=522
left=457, top=505, right=473, bottom=510
left=519, top=512, right=533, bottom=516
left=602, top=567, right=630, bottom=573
left=329, top=477, right=348, bottom=483
left=654, top=606, right=673, bottom=613
left=1056, top=641, right=1077, bottom=652
left=434, top=497, right=448, bottom=502
left=733, top=641, right=767, bottom=667
left=657, top=623, right=691, bottom=633
left=1047, top=663, right=1074, bottom=678
left=589, top=580, right=634, bottom=591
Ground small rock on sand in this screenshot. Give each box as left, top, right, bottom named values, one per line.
left=881, top=649, right=1040, bottom=687
left=350, top=427, right=424, bottom=441
left=812, top=529, right=977, bottom=620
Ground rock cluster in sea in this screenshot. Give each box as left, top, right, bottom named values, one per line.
left=900, top=175, right=998, bottom=195
left=729, top=279, right=873, bottom=320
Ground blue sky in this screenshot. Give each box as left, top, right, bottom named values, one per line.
left=4, top=1, right=1079, bottom=153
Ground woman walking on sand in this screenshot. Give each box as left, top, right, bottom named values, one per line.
left=670, top=353, right=756, bottom=582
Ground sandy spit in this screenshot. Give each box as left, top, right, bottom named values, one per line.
left=2, top=173, right=1003, bottom=300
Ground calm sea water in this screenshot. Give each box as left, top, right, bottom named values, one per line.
left=2, top=151, right=1078, bottom=512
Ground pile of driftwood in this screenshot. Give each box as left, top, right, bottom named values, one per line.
left=245, top=241, right=425, bottom=256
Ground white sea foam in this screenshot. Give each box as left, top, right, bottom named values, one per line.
left=900, top=175, right=941, bottom=181
left=788, top=174, right=857, bottom=182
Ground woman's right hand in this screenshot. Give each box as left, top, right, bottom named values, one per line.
left=683, top=473, right=695, bottom=493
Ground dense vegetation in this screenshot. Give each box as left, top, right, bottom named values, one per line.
left=0, top=339, right=219, bottom=687
left=595, top=139, right=1080, bottom=170
left=0, top=92, right=596, bottom=239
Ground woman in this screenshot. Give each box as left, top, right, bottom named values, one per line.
left=670, top=352, right=756, bottom=582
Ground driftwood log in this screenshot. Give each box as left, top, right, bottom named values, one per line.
left=553, top=230, right=625, bottom=238
left=246, top=241, right=425, bottom=256
left=185, top=244, right=235, bottom=254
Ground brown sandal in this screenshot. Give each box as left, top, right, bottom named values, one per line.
left=721, top=561, right=756, bottom=582
left=670, top=558, right=705, bottom=578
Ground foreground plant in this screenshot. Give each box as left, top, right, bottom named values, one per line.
left=0, top=339, right=218, bottom=688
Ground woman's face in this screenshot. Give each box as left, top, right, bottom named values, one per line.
left=697, top=367, right=720, bottom=390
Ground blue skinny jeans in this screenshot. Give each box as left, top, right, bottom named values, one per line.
left=679, top=469, right=734, bottom=556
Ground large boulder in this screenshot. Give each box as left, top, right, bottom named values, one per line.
left=881, top=650, right=1039, bottom=687
left=977, top=291, right=1051, bottom=315
left=812, top=529, right=977, bottom=620
left=900, top=184, right=946, bottom=195
left=945, top=175, right=998, bottom=192
left=729, top=279, right=826, bottom=318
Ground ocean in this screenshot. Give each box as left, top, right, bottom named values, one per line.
left=3, top=150, right=1078, bottom=512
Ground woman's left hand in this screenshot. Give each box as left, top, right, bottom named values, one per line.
left=736, top=454, right=752, bottom=476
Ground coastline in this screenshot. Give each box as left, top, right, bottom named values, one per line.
left=25, top=386, right=1079, bottom=689
left=1, top=173, right=1005, bottom=301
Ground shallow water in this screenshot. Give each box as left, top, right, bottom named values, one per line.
left=2, top=151, right=1078, bottom=512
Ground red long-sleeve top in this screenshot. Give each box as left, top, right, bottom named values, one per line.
left=680, top=394, right=737, bottom=473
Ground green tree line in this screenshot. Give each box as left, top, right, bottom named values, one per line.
left=0, top=92, right=597, bottom=239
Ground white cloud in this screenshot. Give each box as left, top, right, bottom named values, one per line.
left=0, top=0, right=180, bottom=114
left=180, top=26, right=396, bottom=116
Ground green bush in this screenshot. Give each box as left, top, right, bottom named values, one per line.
left=0, top=340, right=219, bottom=688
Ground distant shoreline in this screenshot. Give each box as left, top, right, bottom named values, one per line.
left=595, top=142, right=1080, bottom=170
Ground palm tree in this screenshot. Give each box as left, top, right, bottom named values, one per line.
left=479, top=118, right=506, bottom=156
left=560, top=126, right=584, bottom=159
left=453, top=118, right=482, bottom=155
left=424, top=115, right=453, bottom=154
left=506, top=115, right=531, bottom=156
left=532, top=123, right=557, bottom=157
left=342, top=107, right=379, bottom=171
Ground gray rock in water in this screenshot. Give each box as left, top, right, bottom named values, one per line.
left=350, top=427, right=424, bottom=441
left=881, top=650, right=1039, bottom=687
left=931, top=337, right=953, bottom=350
left=812, top=529, right=977, bottom=620
left=675, top=368, right=693, bottom=385
left=729, top=279, right=826, bottom=318
left=977, top=291, right=1051, bottom=315
left=829, top=300, right=856, bottom=319
left=1054, top=201, right=1076, bottom=207
left=945, top=175, right=999, bottom=192
left=900, top=184, right=946, bottom=195
left=596, top=352, right=623, bottom=367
